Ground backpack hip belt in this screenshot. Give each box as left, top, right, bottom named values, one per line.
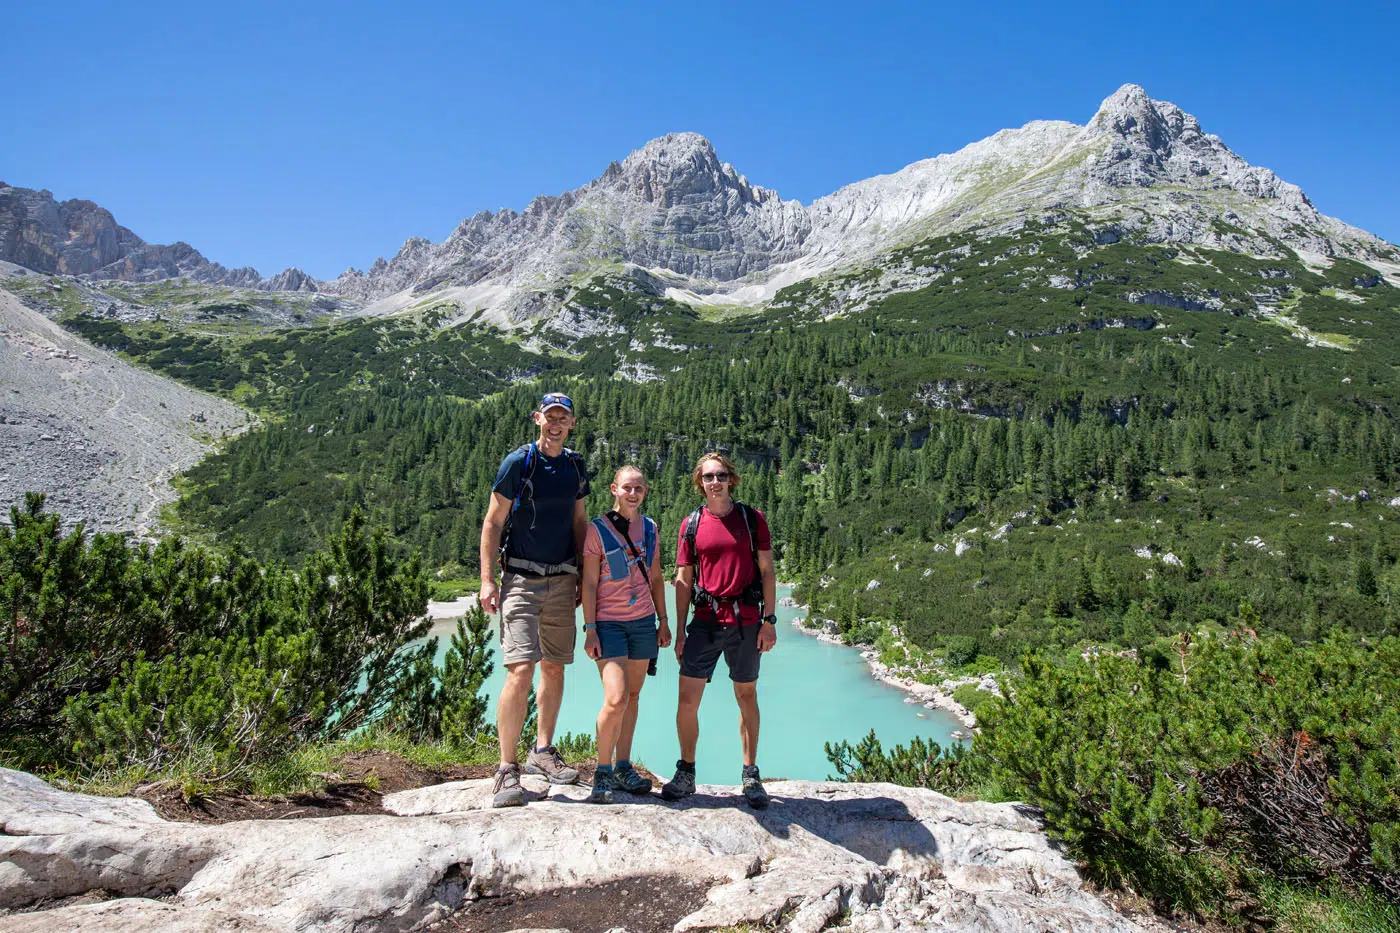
left=504, top=556, right=578, bottom=577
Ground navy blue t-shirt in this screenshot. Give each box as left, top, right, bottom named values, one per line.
left=493, top=444, right=590, bottom=565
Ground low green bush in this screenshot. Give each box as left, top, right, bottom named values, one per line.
left=831, top=619, right=1400, bottom=918
left=951, top=683, right=995, bottom=715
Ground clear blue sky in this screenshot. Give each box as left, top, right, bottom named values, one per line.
left=4, top=1, right=1397, bottom=280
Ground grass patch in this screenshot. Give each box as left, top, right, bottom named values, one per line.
left=1260, top=879, right=1400, bottom=933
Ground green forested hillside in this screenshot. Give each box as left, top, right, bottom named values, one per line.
left=122, top=219, right=1399, bottom=664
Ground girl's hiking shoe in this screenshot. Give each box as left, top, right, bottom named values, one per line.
left=660, top=761, right=696, bottom=800
left=492, top=764, right=525, bottom=808
left=613, top=762, right=653, bottom=794
left=525, top=745, right=580, bottom=784
left=741, top=765, right=769, bottom=809
left=588, top=768, right=617, bottom=804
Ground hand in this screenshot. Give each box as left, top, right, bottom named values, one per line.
left=657, top=621, right=672, bottom=649
left=674, top=626, right=686, bottom=663
left=480, top=579, right=500, bottom=615
left=585, top=629, right=601, bottom=660
left=757, top=622, right=777, bottom=653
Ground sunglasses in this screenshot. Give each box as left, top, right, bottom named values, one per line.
left=539, top=393, right=573, bottom=410
left=701, top=471, right=731, bottom=482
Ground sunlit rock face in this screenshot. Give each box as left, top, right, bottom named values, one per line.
left=4, top=85, right=1393, bottom=324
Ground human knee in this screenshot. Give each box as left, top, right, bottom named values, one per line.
left=602, top=692, right=629, bottom=716
left=539, top=660, right=565, bottom=683
left=504, top=663, right=535, bottom=688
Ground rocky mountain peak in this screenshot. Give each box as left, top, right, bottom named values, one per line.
left=605, top=131, right=771, bottom=207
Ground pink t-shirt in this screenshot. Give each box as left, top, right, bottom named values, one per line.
left=584, top=517, right=657, bottom=623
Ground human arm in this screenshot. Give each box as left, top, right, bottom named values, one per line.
left=582, top=552, right=602, bottom=660
left=651, top=545, right=671, bottom=648
left=756, top=547, right=778, bottom=652
left=478, top=491, right=512, bottom=614
left=573, top=497, right=588, bottom=607
left=673, top=563, right=693, bottom=662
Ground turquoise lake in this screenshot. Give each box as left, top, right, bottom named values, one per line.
left=426, top=585, right=965, bottom=782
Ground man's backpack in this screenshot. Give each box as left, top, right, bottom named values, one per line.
left=499, top=441, right=586, bottom=562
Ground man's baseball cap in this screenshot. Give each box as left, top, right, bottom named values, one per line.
left=538, top=392, right=574, bottom=414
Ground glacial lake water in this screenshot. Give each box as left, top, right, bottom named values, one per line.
left=425, top=585, right=965, bottom=782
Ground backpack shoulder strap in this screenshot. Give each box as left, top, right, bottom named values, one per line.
left=512, top=442, right=537, bottom=512
left=563, top=446, right=586, bottom=498
left=738, top=503, right=761, bottom=577
left=643, top=516, right=658, bottom=567
left=683, top=507, right=704, bottom=566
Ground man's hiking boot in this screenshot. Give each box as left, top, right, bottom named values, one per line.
left=588, top=767, right=617, bottom=804
left=742, top=764, right=769, bottom=810
left=492, top=764, right=525, bottom=808
left=661, top=761, right=696, bottom=801
left=524, top=745, right=580, bottom=784
left=613, top=762, right=653, bottom=795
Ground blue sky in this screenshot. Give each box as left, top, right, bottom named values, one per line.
left=4, top=1, right=1397, bottom=280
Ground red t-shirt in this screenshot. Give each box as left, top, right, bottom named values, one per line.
left=676, top=504, right=771, bottom=625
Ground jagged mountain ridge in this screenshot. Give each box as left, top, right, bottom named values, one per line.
left=6, top=85, right=1395, bottom=325
left=0, top=184, right=317, bottom=292
left=325, top=83, right=1397, bottom=321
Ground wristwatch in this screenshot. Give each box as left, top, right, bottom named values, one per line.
left=761, top=614, right=777, bottom=625
left=583, top=622, right=597, bottom=631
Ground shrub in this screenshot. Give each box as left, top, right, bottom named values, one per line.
left=943, top=635, right=979, bottom=667
left=383, top=604, right=495, bottom=747
left=977, top=631, right=1400, bottom=913
left=3, top=499, right=434, bottom=780
left=825, top=730, right=982, bottom=798
left=951, top=683, right=994, bottom=715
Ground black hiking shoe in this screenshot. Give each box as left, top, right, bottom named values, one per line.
left=492, top=763, right=525, bottom=808
left=660, top=761, right=696, bottom=801
left=613, top=762, right=653, bottom=795
left=588, top=768, right=617, bottom=804
left=741, top=764, right=769, bottom=810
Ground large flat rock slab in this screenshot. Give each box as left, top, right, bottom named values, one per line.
left=1, top=767, right=1149, bottom=932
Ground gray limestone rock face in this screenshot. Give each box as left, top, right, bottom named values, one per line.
left=0, top=767, right=1155, bottom=933
left=6, top=84, right=1395, bottom=326
left=0, top=183, right=315, bottom=292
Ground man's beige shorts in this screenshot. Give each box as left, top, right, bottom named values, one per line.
left=499, top=572, right=578, bottom=665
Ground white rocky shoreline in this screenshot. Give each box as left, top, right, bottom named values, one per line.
left=782, top=598, right=979, bottom=731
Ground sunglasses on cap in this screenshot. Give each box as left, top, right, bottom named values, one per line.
left=537, top=392, right=574, bottom=413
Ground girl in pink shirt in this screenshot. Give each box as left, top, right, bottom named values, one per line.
left=580, top=465, right=671, bottom=801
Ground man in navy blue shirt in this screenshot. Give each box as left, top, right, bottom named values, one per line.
left=480, top=392, right=591, bottom=807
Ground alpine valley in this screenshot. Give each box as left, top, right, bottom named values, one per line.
left=5, top=84, right=1400, bottom=924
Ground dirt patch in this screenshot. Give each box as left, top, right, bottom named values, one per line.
left=140, top=781, right=387, bottom=823
left=0, top=889, right=130, bottom=917
left=429, top=875, right=712, bottom=933
left=338, top=750, right=498, bottom=793
left=130, top=750, right=657, bottom=825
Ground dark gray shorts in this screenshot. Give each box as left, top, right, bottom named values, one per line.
left=679, top=619, right=760, bottom=683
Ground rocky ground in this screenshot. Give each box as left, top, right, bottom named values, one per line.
left=0, top=764, right=1191, bottom=933
left=0, top=288, right=250, bottom=536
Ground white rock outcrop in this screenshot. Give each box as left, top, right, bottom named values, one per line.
left=0, top=767, right=1151, bottom=932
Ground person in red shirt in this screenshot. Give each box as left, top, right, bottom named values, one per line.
left=663, top=453, right=778, bottom=809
